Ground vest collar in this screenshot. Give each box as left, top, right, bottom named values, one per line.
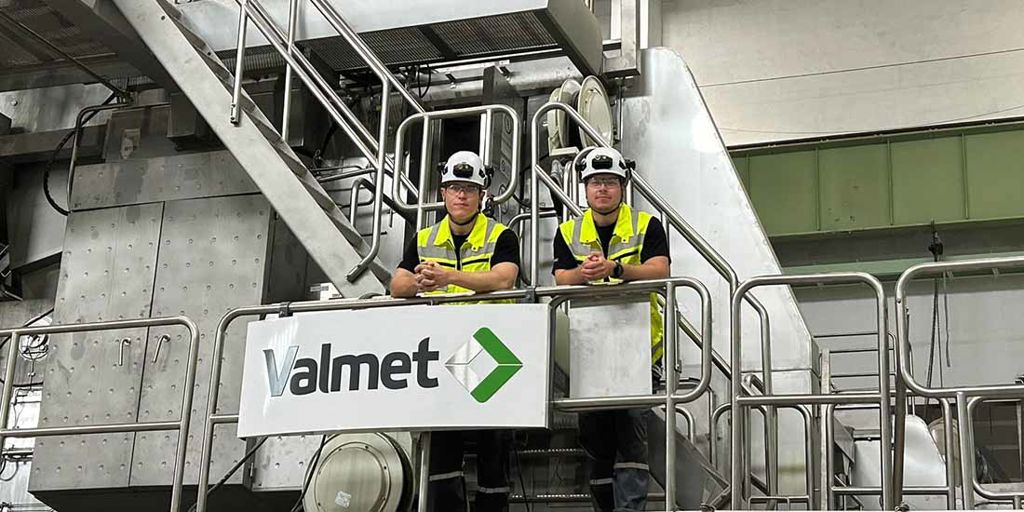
left=435, top=214, right=489, bottom=250
left=581, top=203, right=635, bottom=244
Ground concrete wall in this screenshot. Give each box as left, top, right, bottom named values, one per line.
left=656, top=0, right=1024, bottom=146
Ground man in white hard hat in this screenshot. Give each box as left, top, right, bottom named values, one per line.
left=551, top=146, right=671, bottom=511
left=392, top=150, right=520, bottom=511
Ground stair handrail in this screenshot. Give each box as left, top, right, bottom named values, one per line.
left=390, top=104, right=522, bottom=228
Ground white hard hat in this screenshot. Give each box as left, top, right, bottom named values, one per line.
left=574, top=146, right=632, bottom=182
left=441, top=151, right=490, bottom=188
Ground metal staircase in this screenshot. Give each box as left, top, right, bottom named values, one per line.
left=111, top=0, right=394, bottom=298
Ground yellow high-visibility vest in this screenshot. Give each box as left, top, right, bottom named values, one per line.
left=558, top=203, right=664, bottom=363
left=416, top=214, right=515, bottom=303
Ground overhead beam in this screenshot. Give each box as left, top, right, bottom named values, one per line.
left=39, top=0, right=176, bottom=90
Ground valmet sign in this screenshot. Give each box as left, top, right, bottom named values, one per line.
left=238, top=304, right=550, bottom=437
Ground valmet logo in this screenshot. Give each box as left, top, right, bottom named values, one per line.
left=263, top=327, right=522, bottom=403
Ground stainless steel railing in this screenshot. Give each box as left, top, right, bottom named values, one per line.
left=193, top=277, right=712, bottom=512
left=894, top=256, right=1024, bottom=508
left=527, top=101, right=781, bottom=499
left=0, top=316, right=200, bottom=512
left=731, top=273, right=896, bottom=510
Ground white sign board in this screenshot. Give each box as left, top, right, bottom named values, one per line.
left=238, top=304, right=550, bottom=437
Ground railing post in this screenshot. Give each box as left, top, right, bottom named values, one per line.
left=230, top=0, right=249, bottom=125
left=280, top=0, right=299, bottom=140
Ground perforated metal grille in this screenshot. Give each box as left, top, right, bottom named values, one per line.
left=307, top=27, right=442, bottom=71
left=431, top=11, right=555, bottom=56
left=0, top=0, right=114, bottom=69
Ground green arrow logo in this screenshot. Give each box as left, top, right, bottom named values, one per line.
left=444, top=327, right=522, bottom=403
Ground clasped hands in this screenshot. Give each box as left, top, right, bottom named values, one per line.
left=413, top=261, right=453, bottom=292
left=579, top=251, right=616, bottom=281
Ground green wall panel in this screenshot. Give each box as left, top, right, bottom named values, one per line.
left=965, top=131, right=1024, bottom=220
left=891, top=137, right=965, bottom=224
left=748, top=151, right=817, bottom=235
left=733, top=156, right=750, bottom=190
left=818, top=145, right=890, bottom=230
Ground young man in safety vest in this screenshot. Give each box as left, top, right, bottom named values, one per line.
left=552, top=146, right=671, bottom=512
left=391, top=150, right=520, bottom=512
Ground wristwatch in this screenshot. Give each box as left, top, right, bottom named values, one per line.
left=612, top=261, right=624, bottom=279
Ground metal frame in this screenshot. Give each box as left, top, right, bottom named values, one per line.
left=193, top=277, right=712, bottom=512
left=0, top=316, right=200, bottom=512
left=730, top=273, right=895, bottom=510
left=894, top=256, right=1024, bottom=508
left=389, top=104, right=522, bottom=228
left=710, top=402, right=816, bottom=505
left=527, top=101, right=781, bottom=499
left=965, top=397, right=1024, bottom=508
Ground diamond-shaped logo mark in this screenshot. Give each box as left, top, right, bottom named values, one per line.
left=445, top=327, right=522, bottom=403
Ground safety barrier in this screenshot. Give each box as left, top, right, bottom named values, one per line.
left=0, top=316, right=199, bottom=512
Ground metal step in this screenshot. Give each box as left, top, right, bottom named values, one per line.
left=112, top=0, right=390, bottom=297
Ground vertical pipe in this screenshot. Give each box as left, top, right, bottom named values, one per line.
left=664, top=284, right=677, bottom=511
left=730, top=289, right=745, bottom=510
left=170, top=320, right=200, bottom=512
left=941, top=398, right=957, bottom=509
left=346, top=81, right=390, bottom=281
left=819, top=348, right=833, bottom=510
left=230, top=1, right=249, bottom=125
left=480, top=111, right=493, bottom=168
left=196, top=316, right=234, bottom=512
left=280, top=0, right=299, bottom=141
left=824, top=404, right=836, bottom=510
left=1017, top=402, right=1024, bottom=483
left=800, top=407, right=815, bottom=505
left=873, top=281, right=895, bottom=511
left=529, top=114, right=541, bottom=286
left=418, top=431, right=432, bottom=512
left=1014, top=495, right=1022, bottom=510
left=417, top=118, right=432, bottom=230
left=956, top=392, right=976, bottom=510
left=0, top=330, right=20, bottom=455
left=760, top=309, right=779, bottom=507
left=892, top=303, right=909, bottom=506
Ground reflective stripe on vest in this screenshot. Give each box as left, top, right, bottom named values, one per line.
left=416, top=214, right=514, bottom=303
left=558, top=203, right=664, bottom=362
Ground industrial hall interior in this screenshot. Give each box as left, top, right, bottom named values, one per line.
left=1, top=0, right=1023, bottom=511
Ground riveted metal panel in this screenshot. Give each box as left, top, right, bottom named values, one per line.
left=819, top=144, right=890, bottom=230
left=29, top=203, right=163, bottom=492
left=965, top=131, right=1024, bottom=220
left=129, top=195, right=273, bottom=486
left=71, top=151, right=258, bottom=211
left=748, top=151, right=818, bottom=235
left=891, top=137, right=965, bottom=225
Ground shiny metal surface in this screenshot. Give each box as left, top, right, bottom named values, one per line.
left=176, top=0, right=603, bottom=75
left=0, top=315, right=200, bottom=512
left=30, top=204, right=163, bottom=492
left=730, top=272, right=893, bottom=510
left=113, top=0, right=388, bottom=297
left=195, top=277, right=712, bottom=512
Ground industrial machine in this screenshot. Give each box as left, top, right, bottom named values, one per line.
left=0, top=1, right=1022, bottom=511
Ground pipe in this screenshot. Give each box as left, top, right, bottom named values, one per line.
left=67, top=101, right=126, bottom=209
left=731, top=272, right=893, bottom=510
left=280, top=0, right=299, bottom=141
left=956, top=392, right=976, bottom=510
left=391, top=104, right=522, bottom=215
left=230, top=0, right=249, bottom=125
left=307, top=0, right=425, bottom=113
left=239, top=0, right=377, bottom=163
left=0, top=317, right=198, bottom=512
left=347, top=80, right=391, bottom=281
